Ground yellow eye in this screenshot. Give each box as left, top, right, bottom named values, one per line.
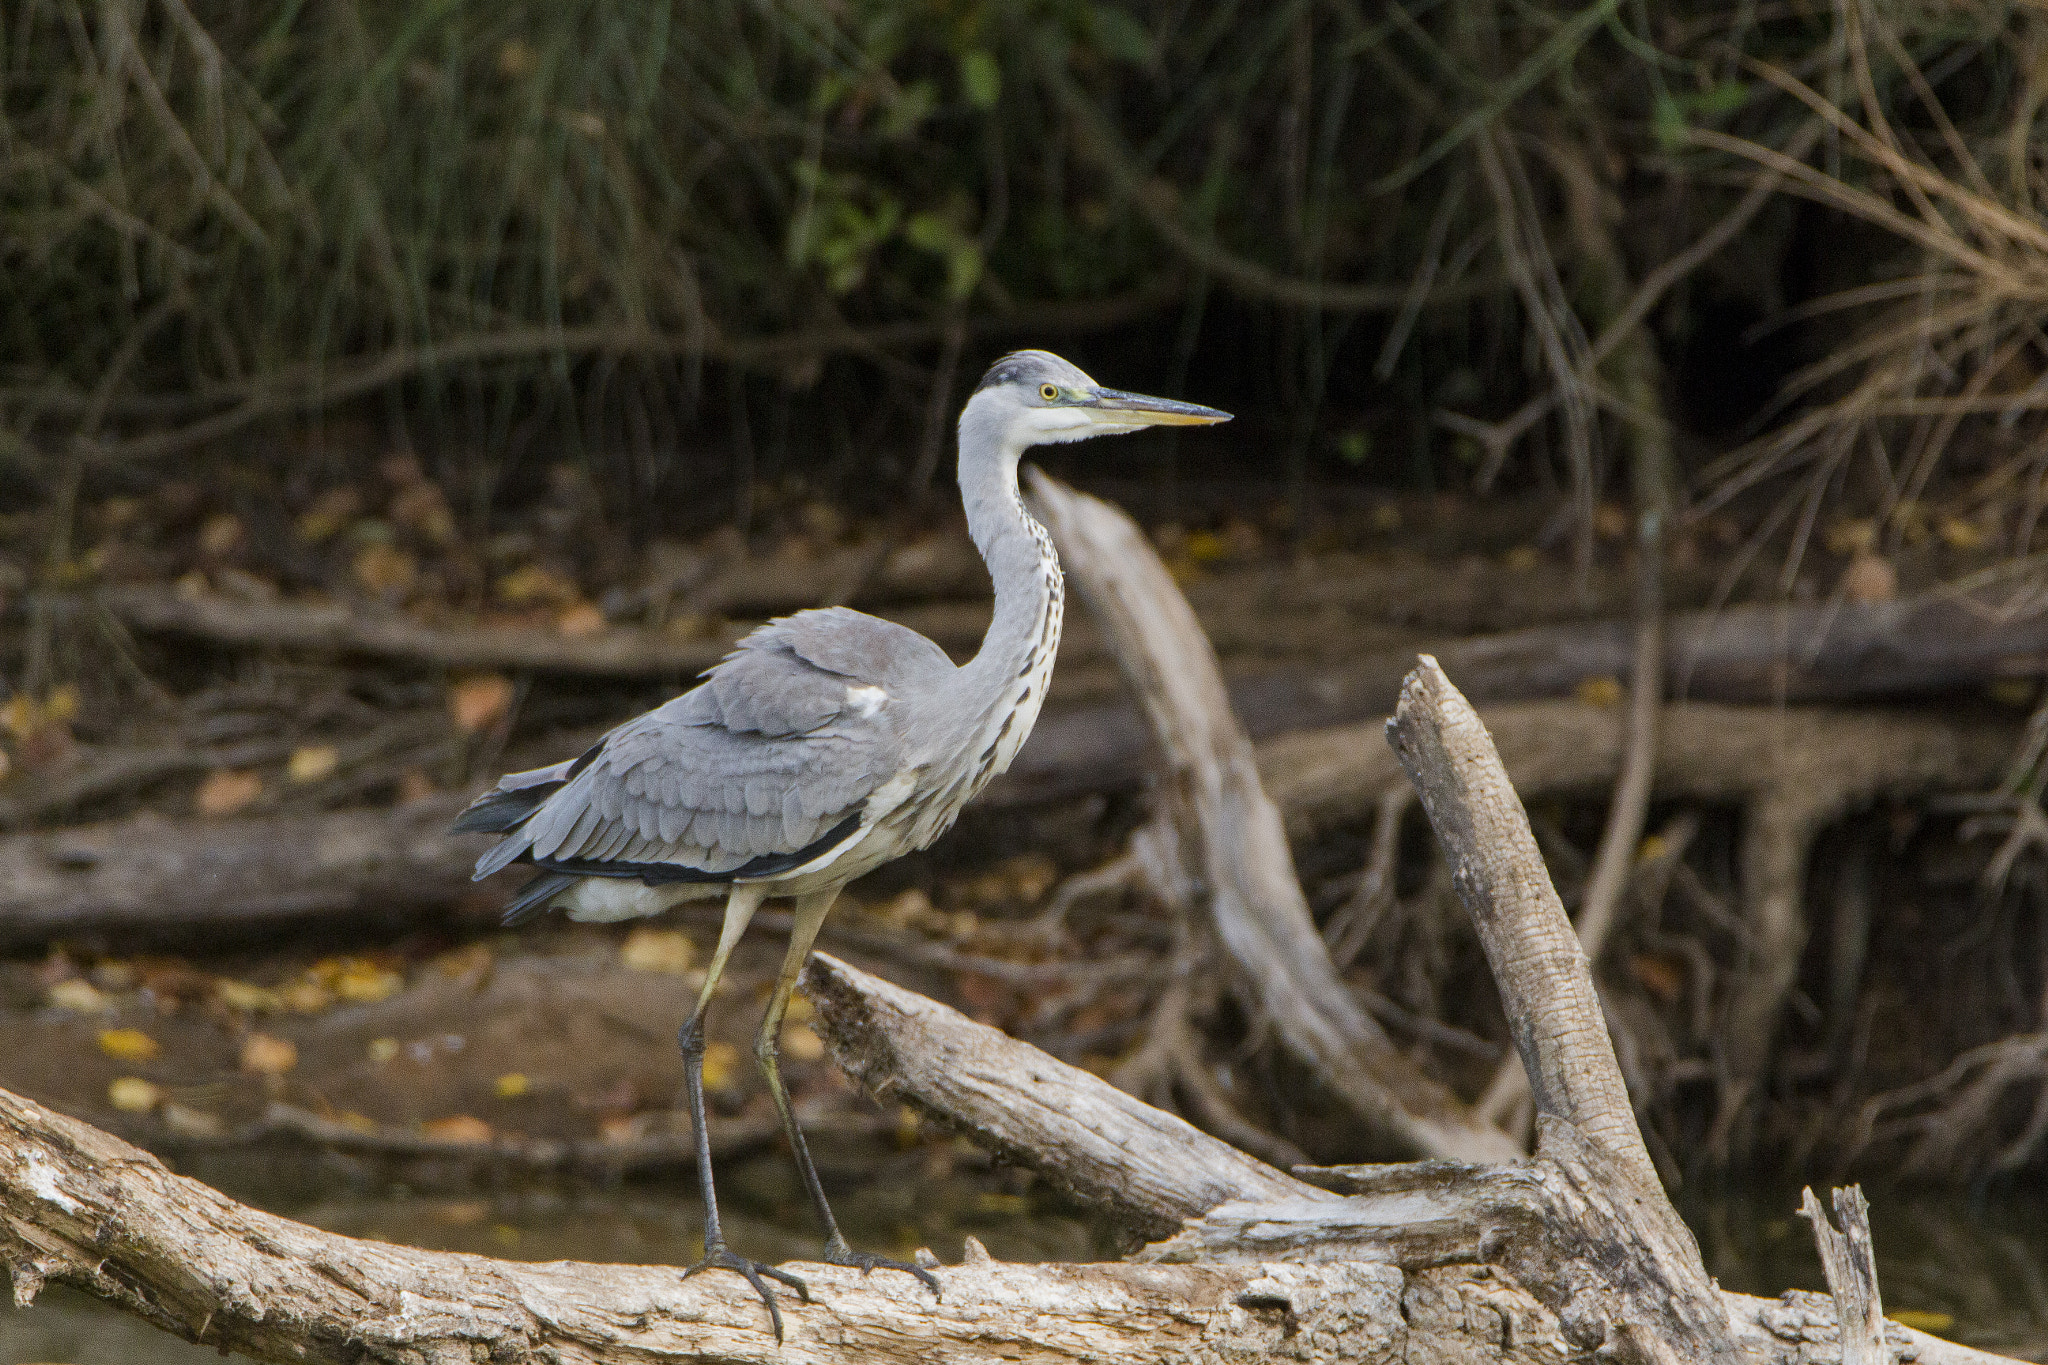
left=1039, top=383, right=1060, bottom=401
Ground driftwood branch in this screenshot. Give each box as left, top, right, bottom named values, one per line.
left=1028, top=471, right=1520, bottom=1164
left=1801, top=1185, right=1894, bottom=1365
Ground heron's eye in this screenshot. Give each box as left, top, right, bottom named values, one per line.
left=1039, top=383, right=1060, bottom=402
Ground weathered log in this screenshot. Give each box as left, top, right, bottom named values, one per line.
left=1028, top=472, right=1521, bottom=1165
left=991, top=580, right=2048, bottom=806
left=0, top=701, right=2010, bottom=956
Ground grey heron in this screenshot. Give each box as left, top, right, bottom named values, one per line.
left=453, top=350, right=1228, bottom=1336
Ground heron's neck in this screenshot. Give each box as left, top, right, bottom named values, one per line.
left=957, top=410, right=1061, bottom=696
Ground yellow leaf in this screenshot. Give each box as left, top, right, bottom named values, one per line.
left=1635, top=834, right=1668, bottom=864
left=1575, top=676, right=1624, bottom=709
left=295, top=487, right=362, bottom=543
left=367, top=1037, right=400, bottom=1064
left=47, top=979, right=111, bottom=1013
left=214, top=979, right=280, bottom=1013
left=1937, top=516, right=1986, bottom=551
left=976, top=1192, right=1027, bottom=1215
left=784, top=994, right=815, bottom=1025
left=286, top=745, right=340, bottom=784
left=107, top=1076, right=162, bottom=1112
left=43, top=684, right=79, bottom=724
left=447, top=674, right=514, bottom=735
left=352, top=541, right=418, bottom=597
left=495, top=1072, right=531, bottom=1099
left=1824, top=518, right=1877, bottom=556
left=1184, top=529, right=1229, bottom=563
left=239, top=1032, right=298, bottom=1075
left=277, top=980, right=333, bottom=1013
left=495, top=563, right=580, bottom=606
left=332, top=959, right=403, bottom=1003
left=1891, top=1310, right=1954, bottom=1333
left=194, top=768, right=262, bottom=817
left=701, top=1040, right=740, bottom=1092
left=199, top=512, right=244, bottom=558
left=421, top=1114, right=495, bottom=1144
left=556, top=601, right=607, bottom=637
left=97, top=1028, right=161, bottom=1062
left=620, top=928, right=694, bottom=975
left=780, top=1022, right=825, bottom=1062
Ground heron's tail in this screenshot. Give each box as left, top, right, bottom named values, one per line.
left=450, top=782, right=564, bottom=835
left=500, top=871, right=577, bottom=927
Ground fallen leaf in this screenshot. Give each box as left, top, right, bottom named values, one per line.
left=421, top=1114, right=495, bottom=1144
left=1891, top=1310, right=1954, bottom=1334
left=194, top=768, right=262, bottom=817
left=161, top=1102, right=224, bottom=1138
left=295, top=487, right=362, bottom=543
left=701, top=1040, right=740, bottom=1092
left=97, top=1028, right=161, bottom=1062
left=391, top=482, right=457, bottom=545
left=352, top=541, right=418, bottom=598
left=286, top=744, right=340, bottom=784
left=555, top=601, right=607, bottom=637
left=240, top=1032, right=298, bottom=1075
left=620, top=928, right=694, bottom=975
left=277, top=980, right=333, bottom=1013
left=214, top=979, right=280, bottom=1013
left=1184, top=529, right=1229, bottom=563
left=1824, top=518, right=1878, bottom=556
left=1574, top=676, right=1624, bottom=709
left=495, top=562, right=581, bottom=606
left=780, top=1022, right=825, bottom=1062
left=1937, top=515, right=1986, bottom=551
left=367, top=1037, right=400, bottom=1063
left=1635, top=834, right=1668, bottom=864
left=47, top=979, right=111, bottom=1013
left=199, top=512, right=244, bottom=558
left=1841, top=552, right=1897, bottom=605
left=448, top=674, right=514, bottom=734
left=495, top=1072, right=531, bottom=1098
left=327, top=957, right=403, bottom=1003
left=1627, top=953, right=1686, bottom=1004
left=108, top=1077, right=162, bottom=1112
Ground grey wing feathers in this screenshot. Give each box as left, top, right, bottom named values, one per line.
left=464, top=608, right=952, bottom=883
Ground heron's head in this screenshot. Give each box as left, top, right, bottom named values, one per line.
left=967, top=350, right=1231, bottom=449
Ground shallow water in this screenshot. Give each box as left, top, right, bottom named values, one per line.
left=6, top=1160, right=2047, bottom=1362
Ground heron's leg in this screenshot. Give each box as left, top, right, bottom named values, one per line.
left=755, top=887, right=940, bottom=1298
left=678, top=882, right=808, bottom=1340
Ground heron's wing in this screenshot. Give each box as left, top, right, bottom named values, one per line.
left=468, top=608, right=953, bottom=883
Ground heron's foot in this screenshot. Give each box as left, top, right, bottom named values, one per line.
left=686, top=1244, right=811, bottom=1342
left=821, top=1237, right=942, bottom=1299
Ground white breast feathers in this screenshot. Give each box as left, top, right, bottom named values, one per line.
left=845, top=684, right=889, bottom=718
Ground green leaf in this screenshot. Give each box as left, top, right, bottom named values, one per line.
left=959, top=50, right=1001, bottom=110
left=1088, top=7, right=1156, bottom=67
left=1652, top=89, right=1686, bottom=154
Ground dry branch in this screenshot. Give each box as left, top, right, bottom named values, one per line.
left=802, top=953, right=1329, bottom=1235
left=1386, top=658, right=1663, bottom=1197
left=1028, top=471, right=1520, bottom=1165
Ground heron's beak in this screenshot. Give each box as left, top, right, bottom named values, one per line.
left=1084, top=389, right=1233, bottom=429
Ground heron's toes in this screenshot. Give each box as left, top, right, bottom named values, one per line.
left=821, top=1240, right=942, bottom=1299
left=685, top=1245, right=811, bottom=1342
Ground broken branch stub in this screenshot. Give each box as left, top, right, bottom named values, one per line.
left=1387, top=655, right=1664, bottom=1196
left=1026, top=470, right=1519, bottom=1165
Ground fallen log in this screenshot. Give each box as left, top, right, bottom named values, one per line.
left=0, top=702, right=2012, bottom=955
left=991, top=577, right=2048, bottom=806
